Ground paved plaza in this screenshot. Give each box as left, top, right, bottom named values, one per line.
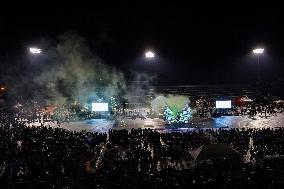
left=26, top=113, right=284, bottom=133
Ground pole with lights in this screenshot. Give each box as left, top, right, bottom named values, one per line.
left=252, top=48, right=264, bottom=89
left=144, top=50, right=158, bottom=83
left=145, top=51, right=155, bottom=59
left=29, top=47, right=42, bottom=64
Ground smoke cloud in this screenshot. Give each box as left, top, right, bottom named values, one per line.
left=1, top=32, right=126, bottom=107
left=36, top=33, right=126, bottom=106
left=151, top=94, right=190, bottom=114
left=1, top=32, right=161, bottom=110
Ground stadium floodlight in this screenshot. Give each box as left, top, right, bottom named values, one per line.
left=252, top=47, right=264, bottom=89
left=145, top=51, right=155, bottom=58
left=253, top=48, right=264, bottom=54
left=29, top=47, right=42, bottom=54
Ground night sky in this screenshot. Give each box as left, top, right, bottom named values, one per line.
left=1, top=2, right=284, bottom=85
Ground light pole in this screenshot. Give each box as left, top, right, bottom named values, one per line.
left=253, top=48, right=264, bottom=89
left=29, top=47, right=42, bottom=63
left=145, top=50, right=155, bottom=59
left=144, top=50, right=157, bottom=82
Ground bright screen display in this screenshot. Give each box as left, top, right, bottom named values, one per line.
left=216, top=100, right=231, bottom=109
left=92, top=103, right=108, bottom=111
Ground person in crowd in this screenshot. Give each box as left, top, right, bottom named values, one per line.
left=1, top=97, right=284, bottom=188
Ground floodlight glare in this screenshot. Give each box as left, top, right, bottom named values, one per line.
left=253, top=48, right=264, bottom=54
left=29, top=47, right=42, bottom=54
left=145, top=51, right=155, bottom=58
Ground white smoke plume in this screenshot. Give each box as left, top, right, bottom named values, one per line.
left=33, top=33, right=127, bottom=106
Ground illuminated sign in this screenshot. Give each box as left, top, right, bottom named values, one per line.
left=92, top=103, right=109, bottom=111
left=216, top=100, right=231, bottom=109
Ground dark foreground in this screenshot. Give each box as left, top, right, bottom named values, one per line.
left=1, top=112, right=284, bottom=188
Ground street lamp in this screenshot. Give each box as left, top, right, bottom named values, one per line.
left=29, top=47, right=42, bottom=54
left=253, top=48, right=264, bottom=89
left=145, top=51, right=155, bottom=59
left=29, top=47, right=42, bottom=63
left=144, top=50, right=159, bottom=84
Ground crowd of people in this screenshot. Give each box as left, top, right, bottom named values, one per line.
left=197, top=100, right=284, bottom=118
left=5, top=96, right=284, bottom=128
left=0, top=109, right=107, bottom=188
left=94, top=128, right=284, bottom=188
left=1, top=106, right=284, bottom=188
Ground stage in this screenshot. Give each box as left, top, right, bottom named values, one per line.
left=25, top=113, right=284, bottom=133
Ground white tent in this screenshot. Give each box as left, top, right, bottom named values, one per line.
left=240, top=96, right=253, bottom=102
left=274, top=100, right=284, bottom=103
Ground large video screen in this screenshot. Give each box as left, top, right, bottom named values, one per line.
left=216, top=100, right=231, bottom=109
left=92, top=103, right=108, bottom=112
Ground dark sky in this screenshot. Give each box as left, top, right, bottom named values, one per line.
left=1, top=2, right=284, bottom=85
